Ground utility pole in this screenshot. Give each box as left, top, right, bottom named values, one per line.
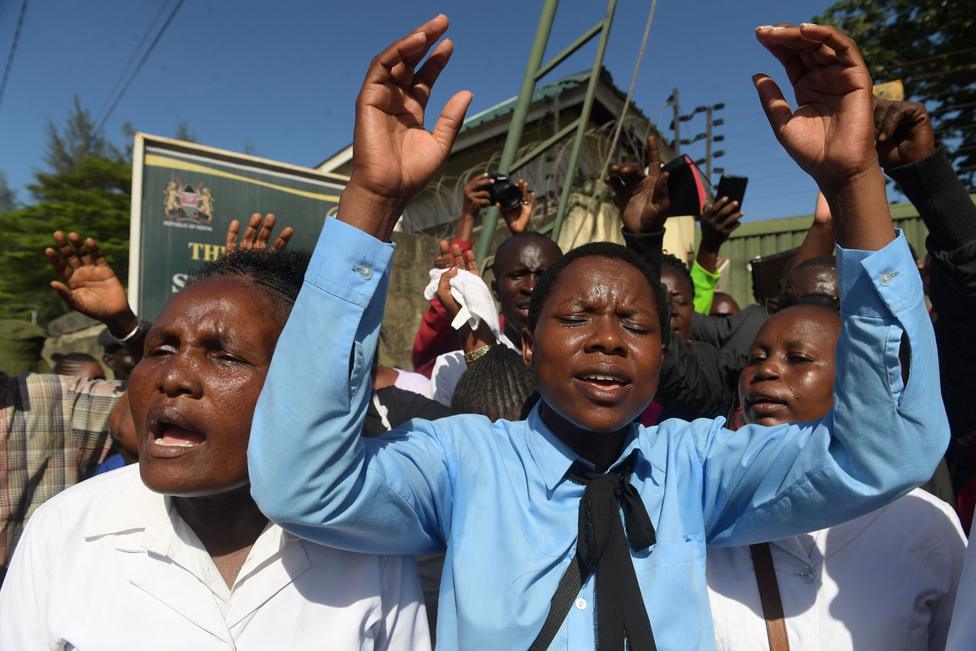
left=667, top=88, right=680, bottom=154
left=673, top=101, right=725, bottom=182
left=705, top=105, right=712, bottom=177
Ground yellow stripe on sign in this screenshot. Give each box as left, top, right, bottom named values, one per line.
left=145, top=154, right=342, bottom=202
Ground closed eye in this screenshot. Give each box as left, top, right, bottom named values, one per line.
left=555, top=314, right=588, bottom=326
left=622, top=320, right=654, bottom=334
left=787, top=353, right=814, bottom=363
left=147, top=343, right=177, bottom=357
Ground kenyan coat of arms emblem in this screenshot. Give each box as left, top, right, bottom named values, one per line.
left=163, top=177, right=214, bottom=230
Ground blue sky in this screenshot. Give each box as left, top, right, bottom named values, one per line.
left=0, top=0, right=840, bottom=221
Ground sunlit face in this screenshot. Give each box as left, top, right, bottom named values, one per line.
left=660, top=266, right=693, bottom=341
left=739, top=305, right=840, bottom=426
left=523, top=256, right=662, bottom=433
left=493, top=236, right=561, bottom=337
left=128, top=277, right=285, bottom=497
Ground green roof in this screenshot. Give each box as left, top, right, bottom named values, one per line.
left=459, top=68, right=646, bottom=133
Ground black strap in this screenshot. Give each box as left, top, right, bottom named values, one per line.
left=528, top=555, right=585, bottom=651
left=529, top=451, right=657, bottom=651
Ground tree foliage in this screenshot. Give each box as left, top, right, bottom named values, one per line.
left=0, top=172, right=16, bottom=212
left=0, top=100, right=130, bottom=323
left=815, top=0, right=976, bottom=188
left=0, top=98, right=206, bottom=323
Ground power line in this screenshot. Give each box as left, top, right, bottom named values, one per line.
left=889, top=47, right=976, bottom=72
left=94, top=0, right=171, bottom=126
left=94, top=0, right=185, bottom=132
left=0, top=0, right=29, bottom=112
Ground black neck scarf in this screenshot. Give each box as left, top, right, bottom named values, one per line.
left=529, top=450, right=657, bottom=651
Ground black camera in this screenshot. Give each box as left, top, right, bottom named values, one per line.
left=488, top=173, right=525, bottom=211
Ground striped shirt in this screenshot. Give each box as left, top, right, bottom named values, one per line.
left=0, top=373, right=121, bottom=568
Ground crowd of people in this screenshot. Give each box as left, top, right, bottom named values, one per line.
left=1, top=15, right=975, bottom=650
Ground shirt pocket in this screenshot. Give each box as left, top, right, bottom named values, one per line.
left=639, top=538, right=704, bottom=570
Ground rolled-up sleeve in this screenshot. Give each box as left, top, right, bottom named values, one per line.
left=699, top=231, right=950, bottom=545
left=249, top=219, right=453, bottom=555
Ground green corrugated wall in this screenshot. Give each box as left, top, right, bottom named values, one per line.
left=710, top=196, right=976, bottom=308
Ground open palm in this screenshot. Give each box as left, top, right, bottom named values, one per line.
left=45, top=231, right=132, bottom=327
left=352, top=15, right=472, bottom=203
left=754, top=24, right=876, bottom=187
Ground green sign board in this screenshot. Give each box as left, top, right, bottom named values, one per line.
left=128, top=134, right=347, bottom=320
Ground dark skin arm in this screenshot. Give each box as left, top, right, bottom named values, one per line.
left=785, top=192, right=835, bottom=277
left=874, top=98, right=936, bottom=170
left=455, top=174, right=492, bottom=243
left=605, top=134, right=671, bottom=236
left=336, top=15, right=473, bottom=241
left=754, top=23, right=894, bottom=251
left=435, top=245, right=496, bottom=354
left=225, top=212, right=294, bottom=252
left=697, top=196, right=743, bottom=273
left=45, top=232, right=144, bottom=355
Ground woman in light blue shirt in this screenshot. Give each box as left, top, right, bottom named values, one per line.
left=249, top=16, right=949, bottom=650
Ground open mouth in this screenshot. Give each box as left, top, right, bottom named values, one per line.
left=574, top=368, right=633, bottom=404
left=147, top=412, right=206, bottom=457
left=579, top=373, right=628, bottom=387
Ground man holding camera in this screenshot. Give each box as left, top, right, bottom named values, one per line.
left=411, top=171, right=553, bottom=380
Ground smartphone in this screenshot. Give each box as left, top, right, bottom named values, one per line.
left=662, top=155, right=708, bottom=217
left=716, top=174, right=748, bottom=208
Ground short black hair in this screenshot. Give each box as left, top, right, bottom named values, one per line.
left=189, top=248, right=310, bottom=319
left=660, top=252, right=694, bottom=298
left=451, top=345, right=536, bottom=422
left=527, top=241, right=665, bottom=334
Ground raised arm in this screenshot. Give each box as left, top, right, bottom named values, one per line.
left=693, top=197, right=742, bottom=313
left=875, top=97, right=976, bottom=483
left=45, top=231, right=141, bottom=347
left=784, top=192, right=836, bottom=277
left=249, top=15, right=473, bottom=554
left=699, top=23, right=947, bottom=544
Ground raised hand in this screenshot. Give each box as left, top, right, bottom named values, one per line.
left=499, top=179, right=535, bottom=235
left=605, top=135, right=670, bottom=233
left=436, top=248, right=477, bottom=320
left=461, top=174, right=493, bottom=220
left=754, top=23, right=893, bottom=250
left=339, top=15, right=473, bottom=240
left=873, top=97, right=936, bottom=170
left=753, top=23, right=877, bottom=188
left=44, top=231, right=138, bottom=337
left=225, top=213, right=294, bottom=252
left=433, top=240, right=478, bottom=272
left=700, top=197, right=743, bottom=251
left=435, top=249, right=494, bottom=354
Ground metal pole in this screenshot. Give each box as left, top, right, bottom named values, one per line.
left=474, top=0, right=560, bottom=263
left=705, top=105, right=713, bottom=179
left=550, top=0, right=618, bottom=243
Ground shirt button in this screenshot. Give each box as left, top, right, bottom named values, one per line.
left=879, top=271, right=898, bottom=286
left=352, top=264, right=373, bottom=280
left=575, top=597, right=587, bottom=610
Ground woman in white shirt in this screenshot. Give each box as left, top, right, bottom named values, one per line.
left=0, top=245, right=429, bottom=650
left=707, top=304, right=965, bottom=650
